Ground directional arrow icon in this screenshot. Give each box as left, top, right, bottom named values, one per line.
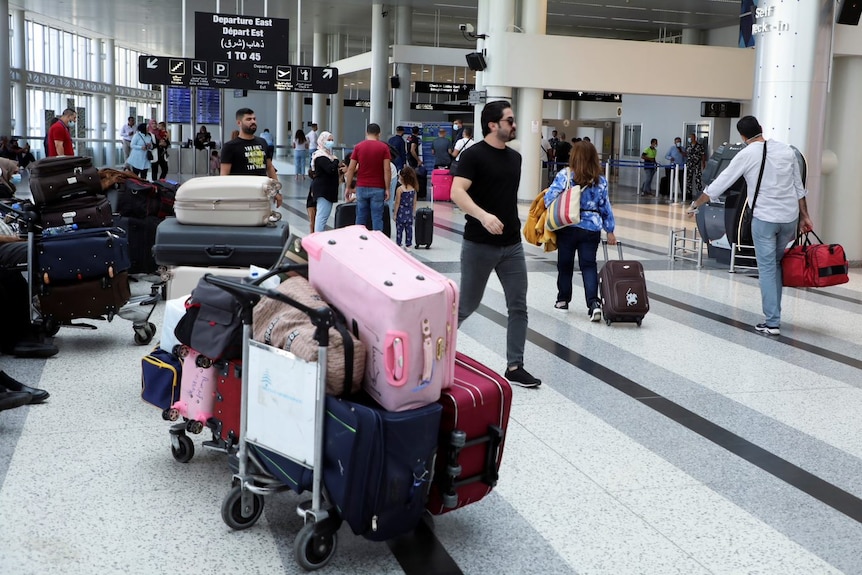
left=322, top=68, right=333, bottom=79
left=146, top=57, right=158, bottom=69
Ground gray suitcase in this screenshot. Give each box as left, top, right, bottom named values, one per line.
left=153, top=218, right=290, bottom=268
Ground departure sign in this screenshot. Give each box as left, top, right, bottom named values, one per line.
left=195, top=12, right=289, bottom=64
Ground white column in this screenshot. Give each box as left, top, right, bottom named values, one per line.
left=312, top=27, right=327, bottom=130
left=681, top=28, right=703, bottom=45
left=328, top=34, right=345, bottom=146
left=392, top=6, right=412, bottom=131
left=105, top=38, right=117, bottom=167
left=291, top=2, right=304, bottom=142
left=370, top=3, right=390, bottom=127
left=482, top=0, right=514, bottom=106
left=472, top=0, right=491, bottom=131
left=751, top=0, right=835, bottom=226
left=822, top=56, right=862, bottom=260
left=276, top=92, right=290, bottom=159
left=0, top=0, right=12, bottom=136
left=91, top=39, right=104, bottom=165
left=517, top=0, right=547, bottom=202
left=12, top=9, right=26, bottom=139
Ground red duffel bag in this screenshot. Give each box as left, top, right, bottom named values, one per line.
left=782, top=231, right=849, bottom=288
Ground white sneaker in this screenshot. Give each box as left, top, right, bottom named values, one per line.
left=755, top=323, right=780, bottom=336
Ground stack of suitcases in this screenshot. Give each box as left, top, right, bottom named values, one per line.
left=139, top=223, right=513, bottom=545
left=153, top=175, right=290, bottom=299
left=29, top=155, right=132, bottom=322
left=111, top=176, right=178, bottom=275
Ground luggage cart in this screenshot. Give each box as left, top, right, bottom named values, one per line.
left=1, top=200, right=161, bottom=344
left=204, top=272, right=342, bottom=571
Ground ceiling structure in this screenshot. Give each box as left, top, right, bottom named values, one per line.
left=12, top=0, right=744, bottom=90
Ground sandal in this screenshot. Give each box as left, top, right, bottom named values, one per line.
left=554, top=301, right=569, bottom=310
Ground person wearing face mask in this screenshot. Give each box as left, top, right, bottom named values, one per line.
left=309, top=131, right=345, bottom=232
left=452, top=119, right=464, bottom=143
left=47, top=108, right=76, bottom=157
left=0, top=159, right=22, bottom=199
left=663, top=137, right=686, bottom=199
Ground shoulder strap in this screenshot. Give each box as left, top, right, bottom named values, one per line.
left=750, top=141, right=767, bottom=211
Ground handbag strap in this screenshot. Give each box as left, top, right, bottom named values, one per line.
left=750, top=141, right=767, bottom=212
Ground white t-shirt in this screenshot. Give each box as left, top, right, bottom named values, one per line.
left=453, top=137, right=476, bottom=161
left=307, top=129, right=318, bottom=150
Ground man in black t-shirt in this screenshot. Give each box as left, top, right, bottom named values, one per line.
left=406, top=126, right=422, bottom=168
left=449, top=100, right=542, bottom=389
left=220, top=107, right=281, bottom=206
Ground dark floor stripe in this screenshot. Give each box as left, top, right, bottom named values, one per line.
left=388, top=517, right=464, bottom=575
left=477, top=303, right=862, bottom=525
left=649, top=292, right=862, bottom=371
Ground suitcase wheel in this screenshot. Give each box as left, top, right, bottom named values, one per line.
left=170, top=432, right=194, bottom=463
left=133, top=322, right=156, bottom=345
left=221, top=484, right=264, bottom=531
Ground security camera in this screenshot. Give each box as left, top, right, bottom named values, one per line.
left=459, top=23, right=474, bottom=33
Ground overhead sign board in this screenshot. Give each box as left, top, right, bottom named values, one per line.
left=414, top=81, right=473, bottom=96
left=138, top=55, right=339, bottom=93
left=543, top=91, right=622, bottom=103
left=195, top=12, right=289, bottom=64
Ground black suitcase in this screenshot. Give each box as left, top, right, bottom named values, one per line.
left=39, top=271, right=132, bottom=321
left=113, top=215, right=160, bottom=274
left=414, top=206, right=434, bottom=248
left=598, top=241, right=649, bottom=326
left=40, top=195, right=113, bottom=230
left=28, top=156, right=101, bottom=206
left=659, top=176, right=670, bottom=197
left=153, top=218, right=290, bottom=267
left=333, top=202, right=391, bottom=237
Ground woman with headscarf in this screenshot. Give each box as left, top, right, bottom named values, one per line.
left=309, top=131, right=345, bottom=232
left=128, top=123, right=154, bottom=179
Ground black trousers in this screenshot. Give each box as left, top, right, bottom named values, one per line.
left=0, top=269, right=32, bottom=351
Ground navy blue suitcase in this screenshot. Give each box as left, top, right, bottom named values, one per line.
left=324, top=395, right=441, bottom=541
left=141, top=348, right=182, bottom=411
left=38, top=226, right=131, bottom=284
left=251, top=395, right=441, bottom=541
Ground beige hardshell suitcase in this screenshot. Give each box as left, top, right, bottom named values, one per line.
left=162, top=265, right=251, bottom=300
left=173, top=175, right=281, bottom=226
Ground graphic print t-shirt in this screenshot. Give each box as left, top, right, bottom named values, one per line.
left=220, top=137, right=269, bottom=175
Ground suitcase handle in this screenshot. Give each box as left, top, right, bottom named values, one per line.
left=601, top=239, right=625, bottom=261
left=205, top=245, right=235, bottom=258
left=384, top=331, right=409, bottom=387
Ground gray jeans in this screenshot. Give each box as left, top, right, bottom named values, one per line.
left=458, top=239, right=529, bottom=368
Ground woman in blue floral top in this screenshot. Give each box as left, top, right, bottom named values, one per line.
left=544, top=141, right=617, bottom=321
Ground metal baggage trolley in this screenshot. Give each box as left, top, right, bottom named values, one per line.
left=203, top=272, right=341, bottom=571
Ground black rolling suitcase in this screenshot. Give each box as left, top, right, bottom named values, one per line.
left=39, top=194, right=114, bottom=229
left=598, top=240, right=649, bottom=326
left=659, top=175, right=670, bottom=197
left=414, top=207, right=433, bottom=248
left=333, top=202, right=391, bottom=237
left=153, top=218, right=290, bottom=268
left=28, top=156, right=102, bottom=206
left=114, top=215, right=161, bottom=274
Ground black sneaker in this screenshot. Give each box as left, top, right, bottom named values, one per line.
left=755, top=323, right=780, bottom=336
left=589, top=303, right=602, bottom=322
left=505, top=366, right=542, bottom=388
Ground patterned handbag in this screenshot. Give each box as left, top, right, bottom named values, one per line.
left=545, top=169, right=582, bottom=232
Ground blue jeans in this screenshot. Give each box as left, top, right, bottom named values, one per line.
left=294, top=149, right=308, bottom=174
left=458, top=240, right=529, bottom=368
left=355, top=187, right=386, bottom=231
left=751, top=216, right=798, bottom=327
left=641, top=166, right=656, bottom=194
left=314, top=197, right=333, bottom=232
left=554, top=226, right=601, bottom=309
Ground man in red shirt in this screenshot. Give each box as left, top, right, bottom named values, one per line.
left=344, top=123, right=391, bottom=231
left=47, top=108, right=76, bottom=157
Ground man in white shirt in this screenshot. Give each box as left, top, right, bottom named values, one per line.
left=452, top=127, right=476, bottom=161
left=120, top=116, right=135, bottom=163
left=307, top=123, right=319, bottom=154
left=689, top=115, right=813, bottom=336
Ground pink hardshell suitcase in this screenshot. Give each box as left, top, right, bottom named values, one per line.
left=171, top=346, right=218, bottom=426
left=431, top=169, right=453, bottom=201
left=302, top=226, right=459, bottom=411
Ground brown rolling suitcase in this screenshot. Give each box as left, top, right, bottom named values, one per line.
left=39, top=195, right=113, bottom=229
left=598, top=241, right=649, bottom=326
left=28, top=156, right=102, bottom=206
left=39, top=272, right=131, bottom=321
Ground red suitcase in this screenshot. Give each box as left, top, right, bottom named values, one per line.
left=427, top=352, right=512, bottom=515
left=210, top=360, right=242, bottom=448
